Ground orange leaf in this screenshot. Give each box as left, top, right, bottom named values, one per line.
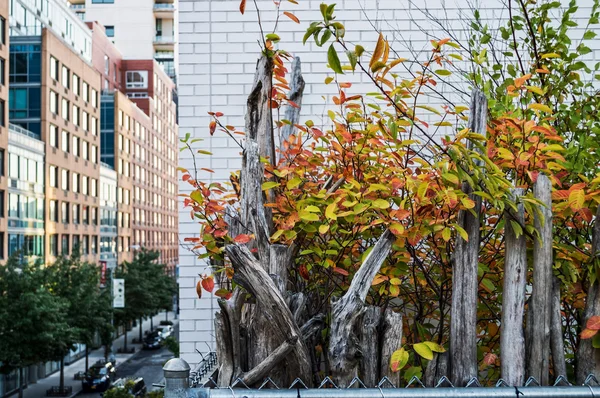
left=333, top=267, right=349, bottom=276
left=234, top=234, right=251, bottom=244
left=283, top=11, right=299, bottom=23
left=209, top=120, right=216, bottom=136
left=514, top=73, right=532, bottom=88
left=587, top=315, right=600, bottom=330
left=202, top=276, right=215, bottom=293
left=299, top=265, right=309, bottom=280
left=196, top=281, right=202, bottom=298
left=483, top=352, right=497, bottom=366
left=239, top=0, right=246, bottom=14
left=581, top=328, right=598, bottom=339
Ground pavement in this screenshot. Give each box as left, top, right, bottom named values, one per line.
left=9, top=312, right=177, bottom=398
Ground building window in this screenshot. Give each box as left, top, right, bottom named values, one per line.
left=49, top=200, right=58, bottom=222
left=62, top=66, right=70, bottom=89
left=82, top=141, right=89, bottom=160
left=104, top=55, right=109, bottom=75
left=82, top=111, right=89, bottom=131
left=9, top=87, right=41, bottom=119
left=0, top=58, right=5, bottom=86
left=91, top=207, right=97, bottom=225
left=73, top=105, right=79, bottom=126
left=72, top=136, right=79, bottom=157
left=50, top=91, right=58, bottom=114
left=91, top=236, right=97, bottom=254
left=82, top=235, right=89, bottom=255
left=50, top=234, right=59, bottom=256
left=91, top=116, right=97, bottom=135
left=50, top=57, right=59, bottom=81
left=50, top=125, right=58, bottom=148
left=83, top=82, right=89, bottom=102
left=61, top=234, right=69, bottom=254
left=82, top=175, right=88, bottom=195
left=61, top=202, right=69, bottom=224
left=0, top=17, right=5, bottom=45
left=126, top=71, right=148, bottom=88
left=92, top=0, right=114, bottom=3
left=49, top=166, right=58, bottom=188
left=0, top=100, right=4, bottom=127
left=61, top=169, right=69, bottom=191
left=72, top=173, right=79, bottom=193
left=92, top=89, right=98, bottom=107
left=61, top=130, right=69, bottom=153
left=91, top=179, right=97, bottom=197
left=73, top=204, right=80, bottom=224
left=61, top=98, right=69, bottom=121
left=72, top=74, right=80, bottom=96
left=82, top=206, right=89, bottom=224
left=0, top=149, right=3, bottom=177
left=9, top=44, right=41, bottom=83
left=91, top=145, right=97, bottom=163
left=105, top=25, right=115, bottom=37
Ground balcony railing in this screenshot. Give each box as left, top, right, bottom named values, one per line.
left=70, top=4, right=85, bottom=9
left=9, top=123, right=40, bottom=140
left=154, top=36, right=176, bottom=44
left=154, top=3, right=175, bottom=11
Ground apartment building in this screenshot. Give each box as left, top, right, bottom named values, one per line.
left=0, top=3, right=9, bottom=261
left=70, top=0, right=178, bottom=84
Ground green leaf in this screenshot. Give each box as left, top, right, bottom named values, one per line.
left=328, top=45, right=344, bottom=74
left=403, top=366, right=422, bottom=383
left=510, top=220, right=523, bottom=238
left=287, top=177, right=302, bottom=189
left=305, top=205, right=321, bottom=213
left=372, top=199, right=390, bottom=209
left=299, top=211, right=320, bottom=222
left=265, top=33, right=280, bottom=42
left=584, top=30, right=597, bottom=40
left=481, top=278, right=495, bottom=293
left=413, top=342, right=434, bottom=360
left=326, top=203, right=337, bottom=220
left=346, top=51, right=357, bottom=71
left=355, top=45, right=365, bottom=57
left=593, top=332, right=600, bottom=348
left=320, top=29, right=332, bottom=46
left=441, top=228, right=451, bottom=242
left=435, top=69, right=452, bottom=76
left=261, top=181, right=279, bottom=191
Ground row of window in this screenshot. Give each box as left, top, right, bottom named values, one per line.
left=50, top=90, right=99, bottom=133
left=8, top=194, right=44, bottom=220
left=49, top=234, right=98, bottom=257
left=50, top=56, right=98, bottom=107
left=49, top=166, right=98, bottom=196
left=133, top=208, right=176, bottom=228
left=133, top=230, right=177, bottom=248
left=49, top=125, right=99, bottom=162
left=8, top=153, right=43, bottom=184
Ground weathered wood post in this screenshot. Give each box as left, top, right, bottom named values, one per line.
left=449, top=89, right=486, bottom=386
left=576, top=206, right=600, bottom=384
left=500, top=189, right=527, bottom=386
left=526, top=173, right=553, bottom=385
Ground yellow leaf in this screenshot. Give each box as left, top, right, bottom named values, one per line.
left=413, top=342, right=434, bottom=360
left=442, top=173, right=459, bottom=185
left=441, top=228, right=451, bottom=242
left=455, top=224, right=469, bottom=242
left=390, top=348, right=409, bottom=372
left=524, top=85, right=545, bottom=96
left=569, top=189, right=585, bottom=211
left=319, top=224, right=329, bottom=234
left=390, top=223, right=405, bottom=236
left=299, top=211, right=319, bottom=222
left=373, top=199, right=390, bottom=209
left=287, top=177, right=302, bottom=189
left=326, top=202, right=337, bottom=220
left=541, top=52, right=561, bottom=58
left=528, top=103, right=553, bottom=114
left=262, top=181, right=279, bottom=190
left=305, top=205, right=321, bottom=213
left=390, top=278, right=401, bottom=285
left=424, top=341, right=446, bottom=353
left=461, top=197, right=475, bottom=209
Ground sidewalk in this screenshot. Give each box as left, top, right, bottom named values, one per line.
left=9, top=312, right=177, bottom=398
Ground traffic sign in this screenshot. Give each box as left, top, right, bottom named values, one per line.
left=113, top=278, right=125, bottom=308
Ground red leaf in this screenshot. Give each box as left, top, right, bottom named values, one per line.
left=215, top=288, right=232, bottom=299
left=239, top=0, right=246, bottom=14
left=234, top=234, right=252, bottom=244
left=209, top=120, right=217, bottom=136
left=587, top=315, right=600, bottom=330
left=581, top=328, right=598, bottom=339
left=196, top=281, right=202, bottom=298
left=333, top=267, right=349, bottom=276
left=202, top=276, right=215, bottom=293
left=299, top=265, right=309, bottom=280
left=483, top=352, right=497, bottom=366
left=283, top=11, right=299, bottom=23
left=215, top=112, right=224, bottom=117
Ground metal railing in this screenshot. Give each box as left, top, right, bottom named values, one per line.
left=154, top=3, right=175, bottom=10
left=163, top=357, right=600, bottom=398
left=154, top=36, right=176, bottom=44
left=70, top=4, right=85, bottom=9
left=9, top=123, right=40, bottom=140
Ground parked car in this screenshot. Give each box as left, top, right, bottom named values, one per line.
left=157, top=325, right=173, bottom=339
left=109, top=377, right=147, bottom=397
left=82, top=361, right=116, bottom=392
left=143, top=330, right=163, bottom=350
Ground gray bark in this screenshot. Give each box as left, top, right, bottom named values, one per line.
left=500, top=188, right=527, bottom=386
left=550, top=276, right=566, bottom=379
left=526, top=173, right=553, bottom=385
left=246, top=57, right=275, bottom=166
left=215, top=311, right=234, bottom=387
left=449, top=89, right=486, bottom=387
left=359, top=306, right=381, bottom=387
left=576, top=206, right=600, bottom=384
left=279, top=57, right=305, bottom=162
left=425, top=353, right=449, bottom=387
left=380, top=309, right=403, bottom=388
left=329, top=230, right=394, bottom=387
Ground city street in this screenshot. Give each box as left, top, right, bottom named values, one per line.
left=80, top=323, right=179, bottom=397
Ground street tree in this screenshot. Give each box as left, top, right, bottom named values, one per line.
left=0, top=256, right=73, bottom=398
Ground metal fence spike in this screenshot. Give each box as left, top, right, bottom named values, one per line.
left=202, top=377, right=218, bottom=389
left=288, top=378, right=309, bottom=390
left=347, top=377, right=367, bottom=389
left=258, top=377, right=280, bottom=390
left=231, top=377, right=250, bottom=389
left=318, top=376, right=339, bottom=389
left=466, top=377, right=481, bottom=388
left=584, top=374, right=599, bottom=386
left=434, top=376, right=454, bottom=388
left=495, top=379, right=510, bottom=387
left=405, top=376, right=425, bottom=388
left=553, top=375, right=571, bottom=386
left=377, top=376, right=397, bottom=389
left=525, top=376, right=540, bottom=387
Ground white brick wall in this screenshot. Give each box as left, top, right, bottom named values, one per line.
left=178, top=0, right=600, bottom=367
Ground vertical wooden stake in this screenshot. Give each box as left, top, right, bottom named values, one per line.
left=449, top=89, right=486, bottom=386
left=500, top=189, right=526, bottom=386
left=526, top=173, right=553, bottom=385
